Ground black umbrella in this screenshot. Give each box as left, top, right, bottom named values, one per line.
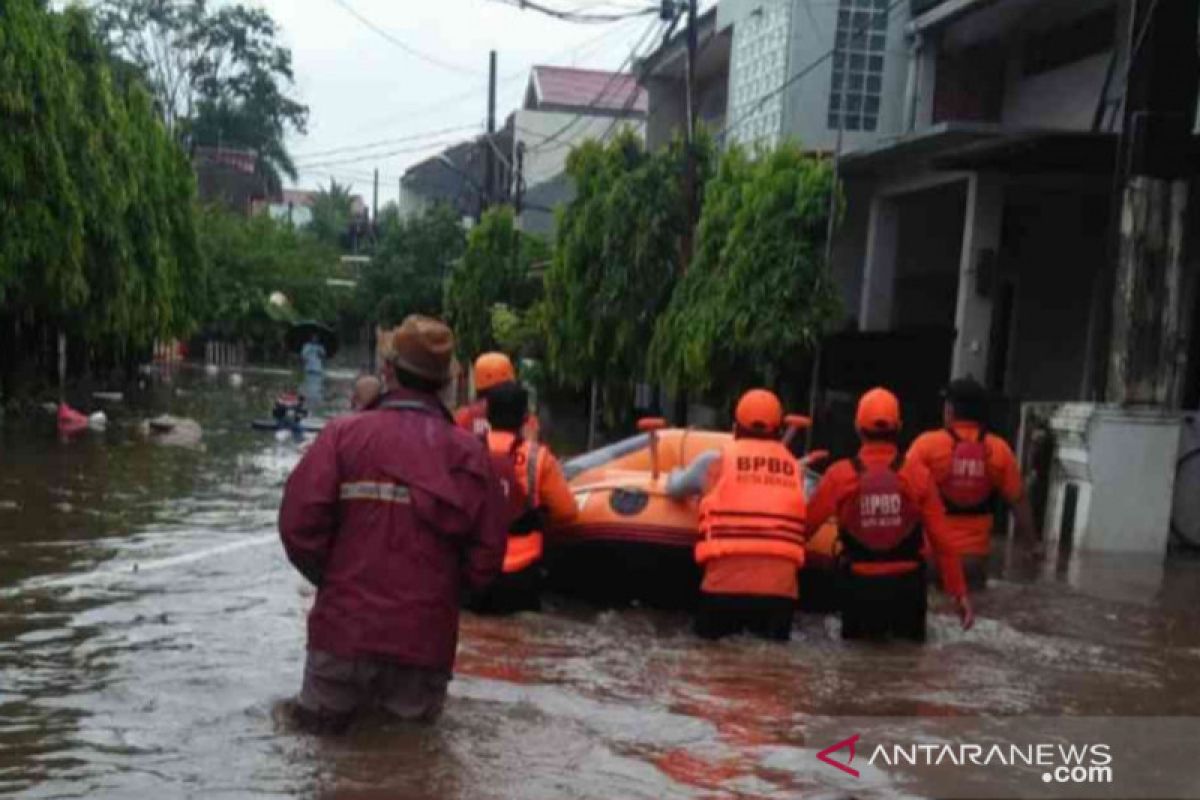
left=287, top=321, right=339, bottom=359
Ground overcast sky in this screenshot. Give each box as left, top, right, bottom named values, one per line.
left=250, top=0, right=677, bottom=211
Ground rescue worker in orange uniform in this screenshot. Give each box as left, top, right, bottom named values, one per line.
left=906, top=378, right=1040, bottom=583
left=454, top=352, right=517, bottom=436
left=805, top=388, right=974, bottom=641
left=472, top=382, right=577, bottom=613
left=670, top=389, right=807, bottom=642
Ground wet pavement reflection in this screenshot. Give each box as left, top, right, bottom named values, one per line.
left=3, top=368, right=1200, bottom=798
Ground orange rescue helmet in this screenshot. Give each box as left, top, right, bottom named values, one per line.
left=473, top=352, right=515, bottom=393
left=855, top=387, right=902, bottom=433
left=735, top=389, right=784, bottom=434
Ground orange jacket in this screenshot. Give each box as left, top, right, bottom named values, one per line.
left=487, top=431, right=576, bottom=573
left=805, top=442, right=967, bottom=598
left=906, top=422, right=1023, bottom=557
left=696, top=438, right=806, bottom=599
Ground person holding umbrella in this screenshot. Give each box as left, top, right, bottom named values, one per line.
left=301, top=333, right=326, bottom=376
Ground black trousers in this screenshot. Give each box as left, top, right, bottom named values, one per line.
left=694, top=593, right=795, bottom=642
left=467, top=566, right=542, bottom=615
left=840, top=564, right=927, bottom=643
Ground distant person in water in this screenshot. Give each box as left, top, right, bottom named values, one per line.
left=351, top=374, right=383, bottom=411
left=301, top=334, right=326, bottom=375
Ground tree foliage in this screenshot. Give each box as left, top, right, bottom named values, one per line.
left=543, top=130, right=712, bottom=404
left=1, top=0, right=203, bottom=389
left=445, top=206, right=548, bottom=359
left=93, top=0, right=307, bottom=187
left=308, top=179, right=357, bottom=250
left=355, top=204, right=466, bottom=327
left=195, top=205, right=337, bottom=345
left=649, top=142, right=842, bottom=393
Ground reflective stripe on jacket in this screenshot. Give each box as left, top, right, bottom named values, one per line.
left=279, top=388, right=509, bottom=670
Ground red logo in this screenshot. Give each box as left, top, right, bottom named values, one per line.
left=817, top=734, right=861, bottom=778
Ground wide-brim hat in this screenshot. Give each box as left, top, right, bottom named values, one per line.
left=389, top=315, right=454, bottom=383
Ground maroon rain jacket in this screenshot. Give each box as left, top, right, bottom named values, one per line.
left=279, top=387, right=508, bottom=670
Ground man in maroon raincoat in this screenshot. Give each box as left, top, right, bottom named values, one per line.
left=279, top=315, right=508, bottom=732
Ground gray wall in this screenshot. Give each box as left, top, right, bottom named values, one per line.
left=645, top=72, right=728, bottom=152
left=781, top=0, right=912, bottom=152
left=1003, top=185, right=1109, bottom=401
left=891, top=181, right=967, bottom=329
left=829, top=176, right=874, bottom=324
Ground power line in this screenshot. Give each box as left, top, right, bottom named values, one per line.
left=296, top=138, right=470, bottom=171
left=595, top=9, right=682, bottom=142
left=291, top=124, right=484, bottom=162
left=326, top=10, right=648, bottom=141
left=526, top=15, right=664, bottom=153
left=329, top=0, right=479, bottom=76
left=485, top=0, right=659, bottom=24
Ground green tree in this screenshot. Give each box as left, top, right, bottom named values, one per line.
left=445, top=206, right=548, bottom=360
left=195, top=205, right=337, bottom=350
left=543, top=129, right=711, bottom=416
left=355, top=204, right=466, bottom=327
left=1, top=0, right=203, bottom=392
left=308, top=179, right=356, bottom=249
left=649, top=142, right=842, bottom=394
left=93, top=0, right=307, bottom=186
left=0, top=0, right=86, bottom=315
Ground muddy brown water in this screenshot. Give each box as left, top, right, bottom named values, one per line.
left=2, top=368, right=1200, bottom=799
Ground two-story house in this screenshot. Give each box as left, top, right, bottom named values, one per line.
left=831, top=0, right=1200, bottom=410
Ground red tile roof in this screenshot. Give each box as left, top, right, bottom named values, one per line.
left=193, top=146, right=258, bottom=175
left=531, top=65, right=647, bottom=114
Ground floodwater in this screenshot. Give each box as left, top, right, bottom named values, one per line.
left=3, top=368, right=1200, bottom=799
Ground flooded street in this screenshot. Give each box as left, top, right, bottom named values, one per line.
left=3, top=369, right=1200, bottom=799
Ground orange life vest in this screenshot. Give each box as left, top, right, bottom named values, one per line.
left=487, top=431, right=545, bottom=574
left=939, top=427, right=997, bottom=515
left=837, top=456, right=923, bottom=563
left=696, top=439, right=807, bottom=567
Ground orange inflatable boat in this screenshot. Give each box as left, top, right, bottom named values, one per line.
left=544, top=421, right=840, bottom=607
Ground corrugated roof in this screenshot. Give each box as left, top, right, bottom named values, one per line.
left=531, top=65, right=647, bottom=114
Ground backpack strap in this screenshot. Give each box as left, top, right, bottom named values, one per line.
left=947, top=424, right=987, bottom=443
left=526, top=441, right=540, bottom=511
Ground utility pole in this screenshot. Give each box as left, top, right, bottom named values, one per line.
left=514, top=142, right=526, bottom=217
left=485, top=49, right=498, bottom=216
left=372, top=168, right=379, bottom=232
left=511, top=143, right=525, bottom=283
left=681, top=0, right=698, bottom=273
left=1101, top=0, right=1198, bottom=406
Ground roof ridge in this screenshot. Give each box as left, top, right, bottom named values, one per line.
left=532, top=64, right=636, bottom=78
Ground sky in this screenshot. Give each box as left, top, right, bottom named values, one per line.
left=250, top=0, right=675, bottom=212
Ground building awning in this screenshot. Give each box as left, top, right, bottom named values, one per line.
left=934, top=131, right=1200, bottom=174
left=838, top=122, right=1007, bottom=176
left=841, top=123, right=1200, bottom=177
